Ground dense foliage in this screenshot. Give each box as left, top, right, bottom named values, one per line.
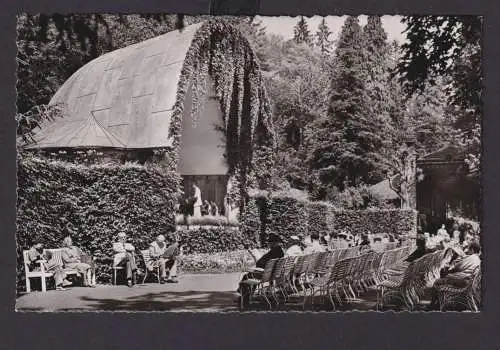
left=397, top=16, right=482, bottom=178
left=170, top=19, right=276, bottom=199
left=16, top=154, right=181, bottom=286
left=179, top=249, right=266, bottom=273
left=244, top=193, right=417, bottom=243
left=176, top=226, right=259, bottom=255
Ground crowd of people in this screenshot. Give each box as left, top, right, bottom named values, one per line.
left=236, top=222, right=481, bottom=309
left=27, top=232, right=181, bottom=291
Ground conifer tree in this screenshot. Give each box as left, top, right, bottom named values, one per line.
left=308, top=16, right=380, bottom=196
left=293, top=16, right=312, bottom=46
left=316, top=17, right=333, bottom=54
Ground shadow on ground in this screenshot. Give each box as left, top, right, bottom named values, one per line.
left=70, top=291, right=239, bottom=312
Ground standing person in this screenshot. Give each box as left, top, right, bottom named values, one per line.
left=285, top=236, right=303, bottom=257
left=61, top=236, right=94, bottom=287
left=148, top=234, right=180, bottom=284
left=112, top=232, right=137, bottom=287
left=437, top=224, right=450, bottom=240
left=452, top=226, right=461, bottom=244
left=210, top=201, right=219, bottom=216
left=27, top=243, right=72, bottom=291
left=201, top=200, right=210, bottom=216
left=192, top=184, right=203, bottom=218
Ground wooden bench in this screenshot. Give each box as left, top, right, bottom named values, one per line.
left=23, top=248, right=78, bottom=292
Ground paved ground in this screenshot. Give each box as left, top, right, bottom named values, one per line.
left=17, top=273, right=417, bottom=312
left=16, top=273, right=243, bottom=312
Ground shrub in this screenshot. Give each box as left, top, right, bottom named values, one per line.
left=241, top=193, right=418, bottom=244
left=176, top=226, right=259, bottom=255
left=178, top=249, right=267, bottom=273
left=16, top=155, right=181, bottom=289
left=306, top=202, right=330, bottom=238
left=175, top=214, right=239, bottom=227
left=267, top=195, right=308, bottom=243
left=330, top=209, right=417, bottom=237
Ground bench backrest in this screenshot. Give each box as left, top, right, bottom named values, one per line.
left=141, top=249, right=153, bottom=264
left=43, top=249, right=65, bottom=266
left=23, top=250, right=31, bottom=271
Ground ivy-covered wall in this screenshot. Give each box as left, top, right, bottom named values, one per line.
left=169, top=19, right=276, bottom=203
left=244, top=194, right=418, bottom=244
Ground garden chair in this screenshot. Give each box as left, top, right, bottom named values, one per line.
left=306, top=257, right=355, bottom=309
left=436, top=267, right=481, bottom=311
left=274, top=256, right=298, bottom=302
left=141, top=249, right=160, bottom=284
left=377, top=249, right=453, bottom=311
left=291, top=254, right=313, bottom=293
left=239, top=258, right=278, bottom=310
left=113, top=252, right=137, bottom=285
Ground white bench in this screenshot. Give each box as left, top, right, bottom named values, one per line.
left=23, top=248, right=78, bottom=292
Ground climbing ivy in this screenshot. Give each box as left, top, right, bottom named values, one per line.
left=170, top=19, right=276, bottom=201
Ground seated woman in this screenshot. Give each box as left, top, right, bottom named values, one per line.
left=61, top=236, right=95, bottom=287
left=429, top=242, right=481, bottom=310
left=236, top=235, right=284, bottom=306
left=27, top=242, right=72, bottom=291
left=113, top=231, right=137, bottom=287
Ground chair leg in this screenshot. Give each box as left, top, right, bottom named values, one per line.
left=113, top=269, right=116, bottom=286
left=25, top=277, right=31, bottom=293
left=41, top=276, right=47, bottom=292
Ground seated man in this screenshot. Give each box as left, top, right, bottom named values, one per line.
left=61, top=236, right=95, bottom=287
left=113, top=232, right=137, bottom=287
left=27, top=243, right=72, bottom=291
left=148, top=234, right=180, bottom=284
left=236, top=235, right=284, bottom=306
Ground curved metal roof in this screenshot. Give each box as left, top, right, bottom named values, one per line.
left=29, top=22, right=205, bottom=149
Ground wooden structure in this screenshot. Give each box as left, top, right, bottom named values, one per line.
left=416, top=146, right=479, bottom=232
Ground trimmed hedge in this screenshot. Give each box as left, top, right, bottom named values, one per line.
left=243, top=194, right=417, bottom=244
left=176, top=226, right=259, bottom=255
left=306, top=202, right=330, bottom=238
left=178, top=249, right=267, bottom=273
left=331, top=209, right=417, bottom=237
left=267, top=196, right=308, bottom=243
left=16, top=155, right=181, bottom=288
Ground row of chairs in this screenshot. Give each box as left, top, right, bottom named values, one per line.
left=377, top=248, right=481, bottom=311
left=240, top=244, right=413, bottom=310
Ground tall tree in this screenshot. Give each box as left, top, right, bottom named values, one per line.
left=293, top=16, right=313, bottom=46
left=397, top=16, right=482, bottom=178
left=308, top=16, right=380, bottom=198
left=315, top=17, right=333, bottom=54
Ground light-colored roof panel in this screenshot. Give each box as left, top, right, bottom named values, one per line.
left=128, top=95, right=153, bottom=147
left=30, top=22, right=213, bottom=149
left=119, top=50, right=146, bottom=81
left=151, top=62, right=183, bottom=113
left=147, top=110, right=175, bottom=148
left=93, top=68, right=123, bottom=110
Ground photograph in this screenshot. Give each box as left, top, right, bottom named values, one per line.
left=15, top=14, right=481, bottom=312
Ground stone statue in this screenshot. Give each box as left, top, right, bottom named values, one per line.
left=192, top=184, right=202, bottom=218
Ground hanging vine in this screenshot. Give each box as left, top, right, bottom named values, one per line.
left=169, top=19, right=276, bottom=202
